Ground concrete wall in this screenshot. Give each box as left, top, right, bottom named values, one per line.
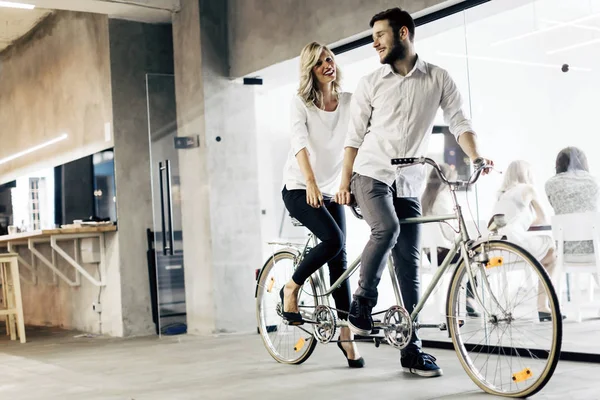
left=173, top=0, right=263, bottom=335
left=199, top=0, right=262, bottom=332
left=0, top=11, right=113, bottom=184
left=109, top=19, right=174, bottom=336
left=228, top=0, right=449, bottom=77
left=172, top=0, right=216, bottom=335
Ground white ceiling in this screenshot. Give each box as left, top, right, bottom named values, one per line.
left=0, top=0, right=179, bottom=53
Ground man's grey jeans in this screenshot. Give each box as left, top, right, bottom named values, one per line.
left=351, top=173, right=422, bottom=350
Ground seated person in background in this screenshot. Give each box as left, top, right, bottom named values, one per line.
left=545, top=147, right=600, bottom=262
left=421, top=163, right=479, bottom=317
left=492, top=160, right=561, bottom=322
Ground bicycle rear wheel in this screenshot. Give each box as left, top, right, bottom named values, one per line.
left=447, top=240, right=562, bottom=398
left=255, top=250, right=318, bottom=364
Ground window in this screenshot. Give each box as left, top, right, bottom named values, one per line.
left=29, top=178, right=41, bottom=230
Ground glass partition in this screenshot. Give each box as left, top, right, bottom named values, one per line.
left=463, top=0, right=600, bottom=354
left=256, top=0, right=600, bottom=356
left=146, top=73, right=187, bottom=336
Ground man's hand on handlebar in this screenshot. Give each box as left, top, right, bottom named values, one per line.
left=334, top=185, right=352, bottom=205
left=473, top=157, right=495, bottom=175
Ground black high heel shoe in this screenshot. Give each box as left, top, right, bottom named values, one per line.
left=337, top=341, right=365, bottom=368
left=279, top=288, right=304, bottom=325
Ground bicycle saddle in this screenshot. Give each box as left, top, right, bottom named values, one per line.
left=289, top=214, right=303, bottom=227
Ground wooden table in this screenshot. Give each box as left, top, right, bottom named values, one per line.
left=0, top=225, right=117, bottom=244
left=0, top=225, right=117, bottom=287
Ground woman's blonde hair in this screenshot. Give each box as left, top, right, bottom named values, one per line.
left=297, top=42, right=342, bottom=108
left=498, top=160, right=534, bottom=198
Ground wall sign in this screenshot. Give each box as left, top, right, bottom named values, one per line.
left=174, top=135, right=200, bottom=149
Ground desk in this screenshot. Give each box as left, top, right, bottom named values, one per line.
left=528, top=225, right=552, bottom=232
left=0, top=226, right=117, bottom=287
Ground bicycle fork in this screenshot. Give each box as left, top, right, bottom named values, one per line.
left=461, top=241, right=508, bottom=319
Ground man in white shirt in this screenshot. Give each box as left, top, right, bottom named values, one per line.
left=335, top=7, right=492, bottom=378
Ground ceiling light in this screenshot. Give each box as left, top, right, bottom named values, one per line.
left=0, top=1, right=35, bottom=9
left=491, top=13, right=600, bottom=47
left=547, top=37, right=600, bottom=55
left=0, top=134, right=68, bottom=166
left=437, top=52, right=592, bottom=72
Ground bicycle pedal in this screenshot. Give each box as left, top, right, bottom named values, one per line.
left=371, top=319, right=382, bottom=334
left=437, top=320, right=464, bottom=331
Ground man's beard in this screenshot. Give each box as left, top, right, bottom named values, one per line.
left=382, top=33, right=407, bottom=65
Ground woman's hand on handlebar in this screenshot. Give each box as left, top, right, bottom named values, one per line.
left=334, top=185, right=352, bottom=205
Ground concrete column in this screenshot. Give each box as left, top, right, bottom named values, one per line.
left=172, top=0, right=262, bottom=334
left=172, top=0, right=216, bottom=335
left=110, top=20, right=175, bottom=336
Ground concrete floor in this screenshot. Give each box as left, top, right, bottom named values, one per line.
left=0, top=327, right=599, bottom=399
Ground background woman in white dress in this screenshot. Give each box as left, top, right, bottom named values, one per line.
left=279, top=42, right=363, bottom=367
left=491, top=160, right=562, bottom=322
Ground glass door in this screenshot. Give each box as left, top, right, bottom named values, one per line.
left=145, top=73, right=186, bottom=336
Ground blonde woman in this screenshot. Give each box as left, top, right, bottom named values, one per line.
left=491, top=160, right=564, bottom=322
left=280, top=42, right=363, bottom=367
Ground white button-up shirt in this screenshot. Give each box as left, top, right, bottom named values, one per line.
left=283, top=93, right=352, bottom=196
left=345, top=57, right=475, bottom=197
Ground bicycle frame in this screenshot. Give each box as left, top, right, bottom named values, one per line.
left=306, top=186, right=479, bottom=323
left=285, top=159, right=504, bottom=325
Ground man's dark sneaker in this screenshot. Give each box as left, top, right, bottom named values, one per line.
left=466, top=297, right=481, bottom=318
left=401, top=349, right=443, bottom=377
left=348, top=299, right=373, bottom=336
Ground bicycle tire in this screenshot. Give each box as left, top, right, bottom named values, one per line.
left=256, top=250, right=318, bottom=364
left=446, top=240, right=562, bottom=397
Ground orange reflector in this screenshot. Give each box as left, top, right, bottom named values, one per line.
left=294, top=337, right=305, bottom=352
left=512, top=368, right=532, bottom=382
left=267, top=277, right=275, bottom=293
left=486, top=256, right=504, bottom=269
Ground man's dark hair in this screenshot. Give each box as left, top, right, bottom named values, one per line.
left=555, top=146, right=589, bottom=174
left=370, top=7, right=415, bottom=42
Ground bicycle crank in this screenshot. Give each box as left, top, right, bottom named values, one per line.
left=312, top=305, right=337, bottom=344
left=383, top=305, right=413, bottom=350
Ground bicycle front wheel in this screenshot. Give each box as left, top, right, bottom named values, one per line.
left=256, top=250, right=318, bottom=364
left=447, top=240, right=562, bottom=398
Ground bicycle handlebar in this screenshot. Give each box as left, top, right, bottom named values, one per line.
left=345, top=157, right=488, bottom=220
left=390, top=156, right=489, bottom=187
